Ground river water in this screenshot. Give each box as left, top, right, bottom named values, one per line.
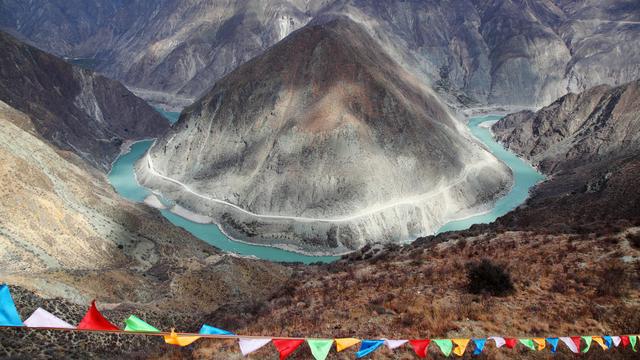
left=108, top=113, right=543, bottom=263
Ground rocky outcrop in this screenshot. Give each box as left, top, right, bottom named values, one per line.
left=135, top=18, right=512, bottom=254
left=492, top=79, right=640, bottom=172
left=0, top=31, right=168, bottom=171
left=2, top=1, right=639, bottom=107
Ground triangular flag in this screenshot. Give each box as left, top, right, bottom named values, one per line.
left=571, top=336, right=582, bottom=352
left=384, top=339, right=408, bottom=350
left=452, top=339, right=470, bottom=356
left=546, top=338, right=559, bottom=353
left=603, top=336, right=613, bottom=349
left=504, top=338, right=517, bottom=349
left=433, top=339, right=453, bottom=356
left=592, top=336, right=608, bottom=350
left=630, top=335, right=637, bottom=352
left=163, top=329, right=201, bottom=346
left=532, top=338, right=545, bottom=351
left=336, top=338, right=360, bottom=352
left=77, top=300, right=118, bottom=330
left=24, top=308, right=73, bottom=329
left=239, top=338, right=271, bottom=356
left=472, top=339, right=486, bottom=355
left=581, top=336, right=592, bottom=353
left=199, top=324, right=234, bottom=335
left=621, top=335, right=630, bottom=348
left=307, top=339, right=333, bottom=360
left=519, top=339, right=536, bottom=351
left=409, top=339, right=431, bottom=358
left=490, top=336, right=506, bottom=348
left=124, top=315, right=159, bottom=332
left=273, top=339, right=304, bottom=360
left=0, top=285, right=23, bottom=326
left=560, top=337, right=579, bottom=353
left=356, top=340, right=384, bottom=358
left=612, top=336, right=621, bottom=347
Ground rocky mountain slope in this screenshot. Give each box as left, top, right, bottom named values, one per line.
left=0, top=31, right=169, bottom=171
left=2, top=1, right=639, bottom=107
left=135, top=17, right=512, bottom=254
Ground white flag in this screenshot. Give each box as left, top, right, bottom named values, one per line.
left=383, top=339, right=408, bottom=350
left=612, top=336, right=622, bottom=347
left=24, top=308, right=74, bottom=329
left=560, top=337, right=579, bottom=353
left=489, top=337, right=505, bottom=348
left=239, top=338, right=271, bottom=356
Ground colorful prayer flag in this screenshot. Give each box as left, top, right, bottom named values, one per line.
left=409, top=339, right=431, bottom=358
left=490, top=336, right=506, bottom=348
left=433, top=339, right=453, bottom=356
left=581, top=336, right=592, bottom=353
left=560, top=337, right=579, bottom=353
left=452, top=339, right=470, bottom=356
left=0, top=285, right=22, bottom=326
left=592, top=336, right=608, bottom=350
left=273, top=339, right=304, bottom=360
left=630, top=335, right=637, bottom=352
left=621, top=335, right=630, bottom=348
left=24, top=308, right=73, bottom=329
left=238, top=338, right=271, bottom=355
left=546, top=338, right=559, bottom=353
left=356, top=340, right=384, bottom=358
left=336, top=338, right=360, bottom=352
left=532, top=338, right=545, bottom=351
left=603, top=336, right=613, bottom=349
left=519, top=338, right=536, bottom=351
left=504, top=338, right=517, bottom=349
left=383, top=339, right=407, bottom=350
left=164, top=329, right=201, bottom=346
left=472, top=338, right=486, bottom=355
left=124, top=315, right=159, bottom=333
left=77, top=300, right=118, bottom=331
left=612, top=336, right=622, bottom=347
left=307, top=339, right=333, bottom=360
left=199, top=324, right=234, bottom=335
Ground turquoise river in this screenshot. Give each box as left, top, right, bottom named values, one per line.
left=108, top=113, right=544, bottom=264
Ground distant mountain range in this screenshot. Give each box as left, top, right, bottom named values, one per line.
left=2, top=0, right=639, bottom=107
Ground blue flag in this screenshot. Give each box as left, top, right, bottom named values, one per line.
left=0, top=285, right=23, bottom=326
left=546, top=338, right=559, bottom=353
left=199, top=324, right=234, bottom=335
left=356, top=340, right=384, bottom=358
left=472, top=338, right=486, bottom=355
left=603, top=336, right=613, bottom=349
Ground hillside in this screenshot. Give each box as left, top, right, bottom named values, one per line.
left=0, top=31, right=168, bottom=171
left=135, top=17, right=511, bottom=254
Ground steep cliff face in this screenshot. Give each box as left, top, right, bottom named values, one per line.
left=136, top=18, right=512, bottom=253
left=2, top=0, right=638, bottom=107
left=0, top=31, right=169, bottom=171
left=493, top=79, right=640, bottom=172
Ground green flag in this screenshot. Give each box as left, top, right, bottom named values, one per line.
left=519, top=339, right=536, bottom=351
left=630, top=336, right=637, bottom=352
left=307, top=339, right=333, bottom=360
left=433, top=339, right=453, bottom=356
left=581, top=336, right=592, bottom=353
left=124, top=315, right=160, bottom=333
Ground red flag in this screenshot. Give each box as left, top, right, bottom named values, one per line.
left=621, top=336, right=630, bottom=348
left=273, top=339, right=304, bottom=360
left=409, top=339, right=431, bottom=358
left=571, top=336, right=582, bottom=351
left=504, top=338, right=517, bottom=349
left=77, top=300, right=119, bottom=331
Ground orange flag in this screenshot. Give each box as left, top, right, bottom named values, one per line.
left=452, top=339, right=470, bottom=356
left=164, top=329, right=201, bottom=346
left=335, top=338, right=360, bottom=352
left=533, top=338, right=546, bottom=351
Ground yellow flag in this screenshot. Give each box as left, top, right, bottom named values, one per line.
left=533, top=338, right=546, bottom=351
left=163, top=329, right=202, bottom=346
left=335, top=338, right=361, bottom=352
left=452, top=338, right=470, bottom=356
left=592, top=336, right=608, bottom=350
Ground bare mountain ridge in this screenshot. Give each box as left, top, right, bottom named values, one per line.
left=135, top=17, right=512, bottom=254
left=0, top=31, right=168, bottom=171
left=2, top=0, right=639, bottom=107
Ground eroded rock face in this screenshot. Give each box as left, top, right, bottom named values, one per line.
left=2, top=0, right=639, bottom=107
left=0, top=31, right=168, bottom=171
left=135, top=18, right=512, bottom=254
left=493, top=79, right=640, bottom=172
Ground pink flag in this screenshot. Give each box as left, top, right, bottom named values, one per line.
left=384, top=339, right=408, bottom=350
left=560, top=337, right=579, bottom=353
left=490, top=337, right=506, bottom=348
left=24, top=308, right=74, bottom=329
left=239, top=338, right=271, bottom=356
